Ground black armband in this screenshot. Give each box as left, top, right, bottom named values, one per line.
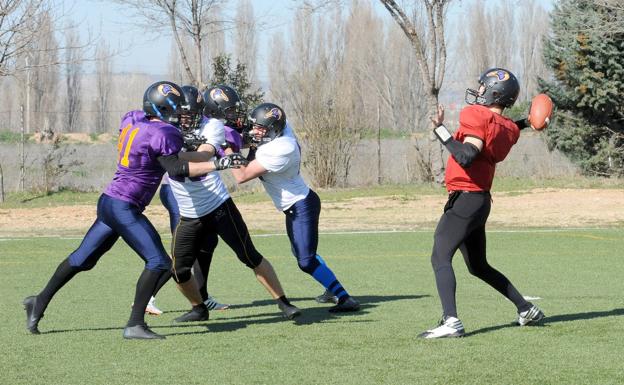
left=444, top=140, right=480, bottom=168
left=157, top=154, right=190, bottom=178
left=514, top=118, right=529, bottom=130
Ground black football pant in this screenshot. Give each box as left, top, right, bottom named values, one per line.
left=430, top=191, right=530, bottom=318
left=171, top=198, right=263, bottom=284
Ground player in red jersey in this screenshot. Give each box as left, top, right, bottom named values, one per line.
left=419, top=68, right=545, bottom=339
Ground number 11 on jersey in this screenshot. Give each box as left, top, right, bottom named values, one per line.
left=117, top=124, right=140, bottom=167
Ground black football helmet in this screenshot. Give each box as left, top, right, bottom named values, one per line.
left=143, top=81, right=186, bottom=127
left=248, top=103, right=286, bottom=145
left=203, top=85, right=244, bottom=128
left=465, top=68, right=520, bottom=108
left=180, top=85, right=206, bottom=134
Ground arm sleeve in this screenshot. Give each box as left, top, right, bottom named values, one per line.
left=444, top=140, right=481, bottom=168
left=157, top=154, right=189, bottom=178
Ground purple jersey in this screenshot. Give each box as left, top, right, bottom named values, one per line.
left=217, top=125, right=243, bottom=157
left=104, top=110, right=183, bottom=209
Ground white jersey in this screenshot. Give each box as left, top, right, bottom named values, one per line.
left=255, top=133, right=309, bottom=211
left=169, top=117, right=230, bottom=218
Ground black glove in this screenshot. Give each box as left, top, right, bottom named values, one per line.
left=213, top=153, right=249, bottom=170
left=183, top=132, right=207, bottom=152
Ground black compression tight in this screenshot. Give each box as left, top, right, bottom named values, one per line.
left=430, top=192, right=530, bottom=318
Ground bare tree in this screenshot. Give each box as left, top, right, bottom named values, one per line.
left=26, top=10, right=59, bottom=134
left=269, top=5, right=362, bottom=187
left=113, top=0, right=229, bottom=88
left=516, top=0, right=550, bottom=100
left=94, top=41, right=113, bottom=133
left=64, top=27, right=82, bottom=133
left=234, top=0, right=257, bottom=85
left=378, top=0, right=450, bottom=184
left=0, top=0, right=49, bottom=77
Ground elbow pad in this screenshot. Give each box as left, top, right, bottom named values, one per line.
left=444, top=140, right=480, bottom=168
left=157, top=155, right=190, bottom=178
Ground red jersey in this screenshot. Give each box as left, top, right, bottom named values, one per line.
left=445, top=104, right=519, bottom=192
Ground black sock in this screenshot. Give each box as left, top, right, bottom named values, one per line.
left=36, top=258, right=81, bottom=316
left=276, top=295, right=292, bottom=307
left=192, top=303, right=207, bottom=312
left=152, top=270, right=172, bottom=297
left=127, top=269, right=163, bottom=327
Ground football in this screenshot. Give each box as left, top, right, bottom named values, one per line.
left=528, top=93, right=553, bottom=131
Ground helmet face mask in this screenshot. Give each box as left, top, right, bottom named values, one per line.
left=248, top=103, right=286, bottom=146
left=180, top=85, right=206, bottom=134
left=465, top=68, right=520, bottom=108
left=143, top=81, right=186, bottom=127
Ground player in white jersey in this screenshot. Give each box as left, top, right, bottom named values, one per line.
left=167, top=87, right=301, bottom=322
left=229, top=103, right=360, bottom=312
left=151, top=85, right=230, bottom=312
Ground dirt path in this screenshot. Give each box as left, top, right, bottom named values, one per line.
left=1, top=189, right=622, bottom=237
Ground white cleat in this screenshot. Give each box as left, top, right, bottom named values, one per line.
left=145, top=296, right=163, bottom=316
left=204, top=295, right=230, bottom=311
left=517, top=305, right=545, bottom=326
left=419, top=316, right=465, bottom=339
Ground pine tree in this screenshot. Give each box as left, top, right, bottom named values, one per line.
left=210, top=54, right=264, bottom=112
left=541, top=0, right=624, bottom=176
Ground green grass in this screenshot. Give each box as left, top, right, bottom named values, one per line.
left=0, top=130, right=32, bottom=143
left=4, top=176, right=623, bottom=209
left=2, top=229, right=624, bottom=384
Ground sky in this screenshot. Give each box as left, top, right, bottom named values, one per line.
left=66, top=0, right=554, bottom=78
left=66, top=0, right=296, bottom=76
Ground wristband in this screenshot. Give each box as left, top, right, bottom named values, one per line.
left=433, top=124, right=452, bottom=144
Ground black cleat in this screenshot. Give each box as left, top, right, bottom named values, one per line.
left=174, top=308, right=209, bottom=323
left=328, top=296, right=360, bottom=313
left=23, top=296, right=42, bottom=334
left=123, top=324, right=166, bottom=340
left=315, top=290, right=339, bottom=304
left=278, top=303, right=301, bottom=320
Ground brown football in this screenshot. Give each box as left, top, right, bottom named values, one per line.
left=528, top=93, right=553, bottom=131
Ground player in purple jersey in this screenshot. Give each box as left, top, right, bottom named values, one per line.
left=23, top=81, right=246, bottom=339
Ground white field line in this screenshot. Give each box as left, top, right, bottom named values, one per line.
left=0, top=227, right=620, bottom=241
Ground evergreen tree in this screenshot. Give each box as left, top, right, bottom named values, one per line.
left=541, top=0, right=624, bottom=176
left=210, top=54, right=264, bottom=112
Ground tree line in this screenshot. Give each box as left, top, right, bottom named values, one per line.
left=0, top=0, right=622, bottom=199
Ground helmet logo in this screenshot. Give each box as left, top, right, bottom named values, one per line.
left=265, top=108, right=283, bottom=120
left=487, top=70, right=510, bottom=81
left=158, top=83, right=181, bottom=97
left=210, top=88, right=229, bottom=102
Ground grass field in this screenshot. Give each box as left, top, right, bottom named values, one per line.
left=1, top=228, right=623, bottom=384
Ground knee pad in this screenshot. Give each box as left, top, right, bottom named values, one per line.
left=171, top=262, right=192, bottom=283
left=238, top=251, right=263, bottom=269
left=297, top=255, right=321, bottom=275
